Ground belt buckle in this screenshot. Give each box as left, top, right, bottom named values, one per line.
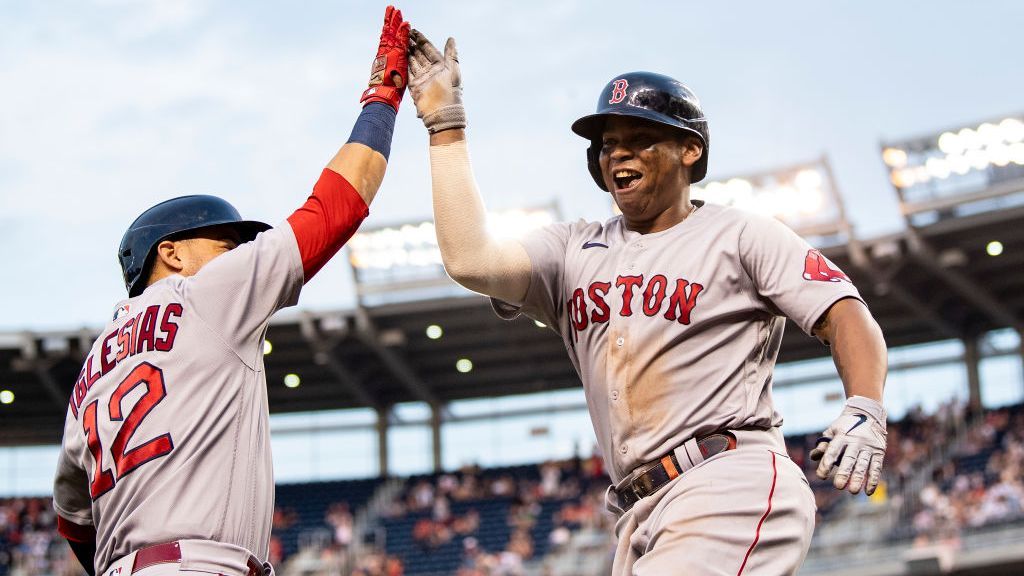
left=625, top=459, right=661, bottom=504
left=632, top=470, right=657, bottom=497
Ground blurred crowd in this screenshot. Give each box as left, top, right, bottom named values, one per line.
left=385, top=453, right=607, bottom=520
left=912, top=405, right=1024, bottom=544
left=0, top=497, right=77, bottom=576
left=379, top=454, right=610, bottom=576
left=350, top=550, right=404, bottom=576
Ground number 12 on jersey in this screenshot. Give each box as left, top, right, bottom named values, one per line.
left=81, top=362, right=175, bottom=499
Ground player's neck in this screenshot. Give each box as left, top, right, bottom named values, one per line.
left=145, top=261, right=187, bottom=291
left=624, top=199, right=697, bottom=235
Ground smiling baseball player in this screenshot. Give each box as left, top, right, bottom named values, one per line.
left=407, top=30, right=888, bottom=576
left=52, top=7, right=410, bottom=576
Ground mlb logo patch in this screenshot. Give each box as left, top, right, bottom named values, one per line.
left=113, top=304, right=131, bottom=321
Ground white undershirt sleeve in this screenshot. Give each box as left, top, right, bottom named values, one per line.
left=429, top=140, right=533, bottom=305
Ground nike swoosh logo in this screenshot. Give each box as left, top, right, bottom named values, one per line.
left=582, top=241, right=609, bottom=249
left=846, top=414, right=868, bottom=434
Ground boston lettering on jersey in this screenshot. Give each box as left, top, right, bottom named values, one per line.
left=69, top=303, right=183, bottom=419
left=568, top=274, right=705, bottom=336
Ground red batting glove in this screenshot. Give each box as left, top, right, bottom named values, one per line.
left=360, top=5, right=410, bottom=111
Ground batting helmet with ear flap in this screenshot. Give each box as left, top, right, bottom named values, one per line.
left=571, top=71, right=710, bottom=190
left=118, top=195, right=270, bottom=297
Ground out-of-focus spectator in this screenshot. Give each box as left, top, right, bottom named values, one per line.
left=409, top=480, right=435, bottom=511
left=539, top=462, right=561, bottom=498
left=432, top=494, right=451, bottom=523
left=452, top=509, right=480, bottom=536
left=325, top=502, right=353, bottom=548
left=272, top=506, right=297, bottom=530
left=351, top=550, right=404, bottom=576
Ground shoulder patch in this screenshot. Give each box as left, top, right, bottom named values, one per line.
left=803, top=250, right=850, bottom=283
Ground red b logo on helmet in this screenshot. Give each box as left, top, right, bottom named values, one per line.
left=609, top=79, right=628, bottom=104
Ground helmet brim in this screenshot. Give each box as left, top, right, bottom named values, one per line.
left=571, top=109, right=707, bottom=146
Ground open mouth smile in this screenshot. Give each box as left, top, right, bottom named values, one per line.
left=613, top=169, right=643, bottom=192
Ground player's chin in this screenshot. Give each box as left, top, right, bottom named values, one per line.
left=612, top=196, right=643, bottom=218
left=612, top=189, right=652, bottom=217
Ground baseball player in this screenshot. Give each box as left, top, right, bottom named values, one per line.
left=51, top=7, right=410, bottom=576
left=407, top=31, right=889, bottom=575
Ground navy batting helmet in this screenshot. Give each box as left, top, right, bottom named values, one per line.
left=118, top=195, right=271, bottom=297
left=571, top=71, right=710, bottom=190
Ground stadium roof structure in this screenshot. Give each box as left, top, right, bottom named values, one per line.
left=2, top=115, right=1024, bottom=455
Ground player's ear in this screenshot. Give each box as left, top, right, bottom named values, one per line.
left=153, top=239, right=186, bottom=274
left=679, top=136, right=703, bottom=168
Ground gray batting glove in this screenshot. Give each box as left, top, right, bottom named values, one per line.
left=810, top=396, right=887, bottom=495
left=408, top=29, right=466, bottom=133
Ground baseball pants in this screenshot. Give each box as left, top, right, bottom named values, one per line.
left=606, top=432, right=816, bottom=575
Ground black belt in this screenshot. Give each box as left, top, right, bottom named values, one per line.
left=613, top=432, right=736, bottom=511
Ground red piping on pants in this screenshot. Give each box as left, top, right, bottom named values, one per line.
left=736, top=451, right=777, bottom=576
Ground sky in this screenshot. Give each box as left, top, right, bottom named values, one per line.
left=3, top=1, right=1024, bottom=494
left=3, top=0, right=1024, bottom=330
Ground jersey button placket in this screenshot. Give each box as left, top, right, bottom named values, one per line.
left=608, top=244, right=637, bottom=478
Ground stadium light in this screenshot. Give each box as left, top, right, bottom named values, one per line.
left=349, top=207, right=557, bottom=272
left=883, top=115, right=1024, bottom=192
left=263, top=340, right=273, bottom=355
left=485, top=209, right=556, bottom=240
left=688, top=160, right=842, bottom=234
left=426, top=325, right=443, bottom=339
left=986, top=241, right=1004, bottom=256
left=0, top=390, right=13, bottom=404
left=284, top=374, right=301, bottom=388
left=455, top=358, right=473, bottom=373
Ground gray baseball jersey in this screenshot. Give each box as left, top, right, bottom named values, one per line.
left=495, top=201, right=862, bottom=483
left=53, top=224, right=303, bottom=573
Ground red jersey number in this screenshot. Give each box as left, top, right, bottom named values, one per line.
left=83, top=362, right=174, bottom=499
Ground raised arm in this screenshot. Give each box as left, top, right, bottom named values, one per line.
left=406, top=29, right=532, bottom=304
left=286, top=6, right=410, bottom=282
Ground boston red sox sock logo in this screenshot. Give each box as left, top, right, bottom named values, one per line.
left=802, top=249, right=850, bottom=283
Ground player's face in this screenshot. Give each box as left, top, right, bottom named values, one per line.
left=175, top=225, right=243, bottom=277
left=599, top=117, right=701, bottom=231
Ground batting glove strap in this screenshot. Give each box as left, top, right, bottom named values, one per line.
left=362, top=5, right=410, bottom=111
left=361, top=86, right=404, bottom=110
left=845, top=395, right=887, bottom=422
left=423, top=104, right=467, bottom=133
left=811, top=396, right=888, bottom=495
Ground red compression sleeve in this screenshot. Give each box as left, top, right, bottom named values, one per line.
left=57, top=515, right=96, bottom=543
left=287, top=168, right=370, bottom=281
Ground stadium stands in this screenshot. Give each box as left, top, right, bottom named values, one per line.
left=5, top=401, right=1024, bottom=576
left=273, top=477, right=382, bottom=561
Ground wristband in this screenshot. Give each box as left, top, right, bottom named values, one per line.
left=423, top=104, right=467, bottom=134
left=347, top=102, right=397, bottom=160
